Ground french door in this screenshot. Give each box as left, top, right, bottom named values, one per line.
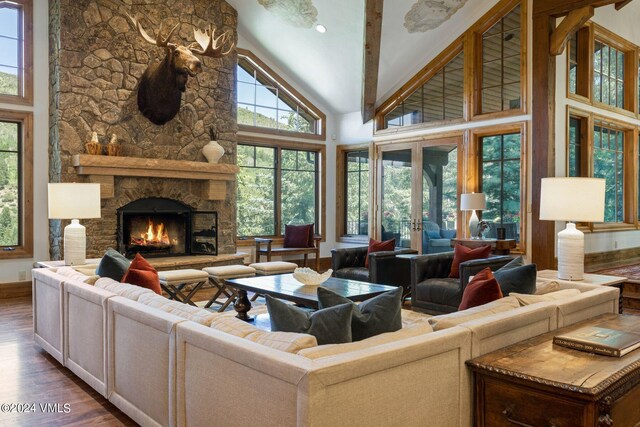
left=376, top=136, right=461, bottom=253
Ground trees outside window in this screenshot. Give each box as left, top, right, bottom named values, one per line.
left=0, top=120, right=19, bottom=246
left=344, top=150, right=369, bottom=236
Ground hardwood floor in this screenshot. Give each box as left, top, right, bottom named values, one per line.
left=0, top=297, right=136, bottom=427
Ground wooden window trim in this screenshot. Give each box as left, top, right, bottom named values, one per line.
left=0, top=109, right=33, bottom=259
left=336, top=143, right=371, bottom=243
left=0, top=0, right=33, bottom=106
left=235, top=134, right=326, bottom=246
left=236, top=49, right=326, bottom=140
left=471, top=0, right=527, bottom=120
left=566, top=106, right=639, bottom=232
left=468, top=122, right=527, bottom=254
left=566, top=25, right=592, bottom=103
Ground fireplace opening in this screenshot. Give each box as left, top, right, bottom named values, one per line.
left=117, top=198, right=217, bottom=258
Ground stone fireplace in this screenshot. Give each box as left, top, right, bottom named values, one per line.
left=48, top=0, right=238, bottom=260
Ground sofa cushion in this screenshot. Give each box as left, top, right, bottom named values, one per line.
left=415, top=277, right=462, bottom=309
left=73, top=265, right=99, bottom=277
left=266, top=295, right=353, bottom=345
left=121, top=253, right=161, bottom=295
left=535, top=279, right=560, bottom=295
left=440, top=229, right=456, bottom=239
left=317, top=286, right=402, bottom=341
left=333, top=267, right=370, bottom=283
left=283, top=223, right=314, bottom=248
left=449, top=244, right=491, bottom=278
left=365, top=237, right=395, bottom=267
left=138, top=293, right=218, bottom=326
left=298, top=323, right=433, bottom=360
left=493, top=256, right=537, bottom=295
left=95, top=248, right=130, bottom=281
left=95, top=277, right=155, bottom=301
left=511, top=289, right=582, bottom=306
left=459, top=268, right=503, bottom=310
left=55, top=266, right=99, bottom=285
left=428, top=296, right=520, bottom=331
left=426, top=230, right=441, bottom=239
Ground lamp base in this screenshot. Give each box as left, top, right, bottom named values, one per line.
left=64, top=219, right=86, bottom=266
left=469, top=210, right=479, bottom=239
left=557, top=222, right=584, bottom=281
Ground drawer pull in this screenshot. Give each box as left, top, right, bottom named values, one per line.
left=502, top=406, right=556, bottom=427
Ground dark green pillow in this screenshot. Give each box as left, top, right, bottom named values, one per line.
left=265, top=295, right=353, bottom=345
left=317, top=286, right=402, bottom=341
left=493, top=256, right=537, bottom=295
left=96, top=248, right=130, bottom=281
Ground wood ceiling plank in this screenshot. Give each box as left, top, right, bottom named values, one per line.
left=361, top=0, right=383, bottom=124
left=549, top=6, right=594, bottom=55
left=615, top=1, right=634, bottom=9
left=534, top=0, right=621, bottom=17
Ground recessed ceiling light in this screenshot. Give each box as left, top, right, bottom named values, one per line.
left=315, top=24, right=326, bottom=33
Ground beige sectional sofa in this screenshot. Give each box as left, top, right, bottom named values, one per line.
left=32, top=267, right=619, bottom=427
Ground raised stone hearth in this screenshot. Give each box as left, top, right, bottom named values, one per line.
left=48, top=0, right=238, bottom=259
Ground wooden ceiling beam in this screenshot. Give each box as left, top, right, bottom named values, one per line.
left=549, top=6, right=594, bottom=55
left=361, top=0, right=383, bottom=124
left=615, top=0, right=633, bottom=10
left=534, top=0, right=622, bottom=17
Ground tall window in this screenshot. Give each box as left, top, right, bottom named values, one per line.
left=0, top=1, right=32, bottom=103
left=593, top=124, right=624, bottom=223
left=594, top=41, right=625, bottom=109
left=480, top=133, right=521, bottom=242
left=568, top=116, right=583, bottom=177
left=344, top=150, right=369, bottom=236
left=480, top=5, right=521, bottom=113
left=237, top=142, right=322, bottom=238
left=384, top=51, right=464, bottom=128
left=0, top=120, right=20, bottom=246
left=568, top=32, right=578, bottom=95
left=236, top=50, right=324, bottom=138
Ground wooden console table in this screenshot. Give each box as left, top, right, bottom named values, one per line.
left=450, top=238, right=516, bottom=255
left=467, top=313, right=640, bottom=427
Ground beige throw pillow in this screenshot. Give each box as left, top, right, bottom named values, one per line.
left=510, top=288, right=581, bottom=306
left=55, top=266, right=100, bottom=285
left=428, top=296, right=520, bottom=331
left=535, top=279, right=560, bottom=295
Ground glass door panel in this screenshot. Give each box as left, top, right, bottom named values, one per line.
left=381, top=149, right=413, bottom=248
left=421, top=145, right=458, bottom=254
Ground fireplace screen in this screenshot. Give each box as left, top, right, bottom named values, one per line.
left=117, top=198, right=216, bottom=258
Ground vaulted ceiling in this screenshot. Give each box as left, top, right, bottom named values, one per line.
left=226, top=0, right=501, bottom=116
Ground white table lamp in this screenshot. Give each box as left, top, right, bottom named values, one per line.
left=48, top=183, right=101, bottom=265
left=460, top=192, right=486, bottom=239
left=539, top=177, right=605, bottom=280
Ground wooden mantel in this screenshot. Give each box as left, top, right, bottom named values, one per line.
left=72, top=154, right=239, bottom=201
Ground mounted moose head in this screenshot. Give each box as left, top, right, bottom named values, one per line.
left=127, top=14, right=234, bottom=125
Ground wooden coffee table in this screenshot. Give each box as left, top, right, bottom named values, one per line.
left=225, top=274, right=398, bottom=321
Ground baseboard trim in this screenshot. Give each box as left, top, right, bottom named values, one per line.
left=0, top=281, right=32, bottom=299
left=586, top=247, right=640, bottom=272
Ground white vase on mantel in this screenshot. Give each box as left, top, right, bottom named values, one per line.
left=202, top=127, right=225, bottom=163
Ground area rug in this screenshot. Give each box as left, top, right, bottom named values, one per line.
left=593, top=264, right=640, bottom=283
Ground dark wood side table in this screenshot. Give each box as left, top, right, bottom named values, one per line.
left=450, top=238, right=516, bottom=255
left=467, top=313, right=640, bottom=427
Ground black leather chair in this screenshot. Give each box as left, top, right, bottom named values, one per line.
left=410, top=252, right=512, bottom=314
left=331, top=246, right=418, bottom=300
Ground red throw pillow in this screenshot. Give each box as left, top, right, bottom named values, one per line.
left=284, top=224, right=314, bottom=248
left=121, top=253, right=161, bottom=295
left=365, top=238, right=395, bottom=268
left=458, top=267, right=503, bottom=310
left=448, top=244, right=492, bottom=278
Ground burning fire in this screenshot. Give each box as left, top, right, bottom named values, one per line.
left=131, top=218, right=172, bottom=247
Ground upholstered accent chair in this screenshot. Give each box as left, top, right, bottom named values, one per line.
left=422, top=221, right=456, bottom=254
left=410, top=252, right=512, bottom=314
left=331, top=246, right=418, bottom=299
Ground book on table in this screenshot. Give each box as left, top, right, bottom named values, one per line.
left=553, top=326, right=640, bottom=357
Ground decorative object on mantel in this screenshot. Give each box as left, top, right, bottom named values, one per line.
left=127, top=14, right=235, bottom=125
left=292, top=267, right=333, bottom=286
left=48, top=183, right=102, bottom=265
left=106, top=134, right=122, bottom=156
left=85, top=131, right=102, bottom=155
left=202, top=127, right=225, bottom=163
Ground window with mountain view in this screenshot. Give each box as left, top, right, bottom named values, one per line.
left=236, top=52, right=324, bottom=137
left=0, top=1, right=32, bottom=102
left=237, top=143, right=321, bottom=239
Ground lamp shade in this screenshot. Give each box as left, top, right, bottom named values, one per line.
left=539, top=177, right=605, bottom=222
left=48, top=183, right=101, bottom=219
left=460, top=193, right=486, bottom=211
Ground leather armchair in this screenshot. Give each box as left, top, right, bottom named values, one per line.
left=410, top=252, right=512, bottom=314
left=331, top=246, right=418, bottom=299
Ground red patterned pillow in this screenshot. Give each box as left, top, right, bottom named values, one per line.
left=448, top=244, right=492, bottom=278
left=284, top=224, right=314, bottom=248
left=458, top=268, right=503, bottom=310
left=365, top=238, right=395, bottom=268
left=121, top=253, right=161, bottom=295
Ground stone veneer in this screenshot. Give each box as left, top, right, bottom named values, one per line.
left=48, top=0, right=238, bottom=259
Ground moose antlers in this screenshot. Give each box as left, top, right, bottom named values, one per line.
left=126, top=13, right=234, bottom=57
